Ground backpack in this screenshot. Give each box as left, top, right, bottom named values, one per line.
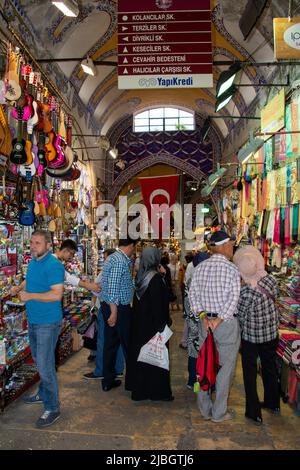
left=196, top=328, right=220, bottom=392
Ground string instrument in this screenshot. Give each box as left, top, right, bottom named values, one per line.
left=18, top=181, right=35, bottom=226
left=4, top=48, right=21, bottom=102
left=37, top=133, right=47, bottom=177
left=26, top=72, right=39, bottom=134
left=10, top=107, right=27, bottom=165
left=0, top=105, right=12, bottom=158
left=41, top=102, right=52, bottom=134
left=50, top=105, right=66, bottom=168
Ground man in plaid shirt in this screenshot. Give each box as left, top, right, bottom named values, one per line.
left=233, top=245, right=280, bottom=425
left=101, top=237, right=137, bottom=391
left=189, top=230, right=241, bottom=423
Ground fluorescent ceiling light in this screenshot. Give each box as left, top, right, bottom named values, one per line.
left=109, top=147, right=118, bottom=159
left=81, top=57, right=96, bottom=76
left=52, top=1, right=79, bottom=17
left=238, top=132, right=264, bottom=164
left=216, top=63, right=241, bottom=99
left=215, top=85, right=236, bottom=112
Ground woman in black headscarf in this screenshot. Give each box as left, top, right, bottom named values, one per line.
left=126, top=246, right=173, bottom=401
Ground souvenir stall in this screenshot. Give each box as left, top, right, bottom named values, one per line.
left=0, top=44, right=99, bottom=410
left=219, top=90, right=300, bottom=416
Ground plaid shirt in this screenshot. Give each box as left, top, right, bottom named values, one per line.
left=237, top=275, right=279, bottom=343
left=101, top=249, right=134, bottom=306
left=189, top=254, right=241, bottom=321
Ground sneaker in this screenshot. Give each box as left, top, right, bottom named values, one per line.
left=116, top=373, right=123, bottom=378
left=186, top=384, right=193, bottom=390
left=36, top=410, right=61, bottom=428
left=23, top=394, right=43, bottom=404
left=211, top=411, right=234, bottom=423
left=83, top=372, right=103, bottom=380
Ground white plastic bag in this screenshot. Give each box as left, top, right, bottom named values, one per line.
left=137, top=325, right=173, bottom=370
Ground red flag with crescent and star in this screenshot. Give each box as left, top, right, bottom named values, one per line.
left=138, top=175, right=179, bottom=240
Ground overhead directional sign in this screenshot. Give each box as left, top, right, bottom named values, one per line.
left=118, top=0, right=213, bottom=89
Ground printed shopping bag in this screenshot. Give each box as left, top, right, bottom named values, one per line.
left=137, top=325, right=173, bottom=370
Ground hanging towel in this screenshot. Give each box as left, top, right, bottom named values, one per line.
left=284, top=207, right=290, bottom=246
left=266, top=210, right=275, bottom=241
left=292, top=204, right=299, bottom=241
left=273, top=208, right=281, bottom=244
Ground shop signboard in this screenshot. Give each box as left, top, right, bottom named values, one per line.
left=118, top=0, right=213, bottom=89
left=261, top=89, right=285, bottom=135
left=274, top=18, right=300, bottom=59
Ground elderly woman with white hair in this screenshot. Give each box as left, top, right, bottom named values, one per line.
left=233, top=246, right=280, bottom=426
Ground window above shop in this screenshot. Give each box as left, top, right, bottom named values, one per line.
left=133, top=107, right=195, bottom=133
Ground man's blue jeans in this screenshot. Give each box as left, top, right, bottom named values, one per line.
left=28, top=322, right=61, bottom=413
left=94, top=307, right=124, bottom=377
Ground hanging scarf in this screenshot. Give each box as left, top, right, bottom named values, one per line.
left=286, top=163, right=292, bottom=206
left=266, top=210, right=275, bottom=241
left=273, top=208, right=281, bottom=244
left=280, top=207, right=285, bottom=244
left=265, top=138, right=273, bottom=172
left=135, top=247, right=161, bottom=300
left=292, top=204, right=299, bottom=241
left=286, top=103, right=293, bottom=157
left=279, top=132, right=286, bottom=162
left=291, top=101, right=298, bottom=154
left=284, top=207, right=291, bottom=246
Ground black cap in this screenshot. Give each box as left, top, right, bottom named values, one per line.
left=208, top=230, right=236, bottom=246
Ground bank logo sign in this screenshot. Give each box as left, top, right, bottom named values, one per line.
left=118, top=0, right=213, bottom=89
left=274, top=17, right=300, bottom=59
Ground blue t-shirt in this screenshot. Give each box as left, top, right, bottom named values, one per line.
left=25, top=252, right=65, bottom=325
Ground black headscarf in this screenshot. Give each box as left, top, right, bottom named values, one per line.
left=135, top=247, right=161, bottom=300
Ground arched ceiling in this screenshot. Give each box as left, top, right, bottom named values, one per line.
left=3, top=1, right=288, bottom=131
left=2, top=0, right=298, bottom=184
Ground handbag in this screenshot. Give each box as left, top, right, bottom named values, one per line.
left=137, top=325, right=173, bottom=370
left=81, top=314, right=98, bottom=351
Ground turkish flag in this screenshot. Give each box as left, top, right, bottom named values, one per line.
left=139, top=175, right=179, bottom=240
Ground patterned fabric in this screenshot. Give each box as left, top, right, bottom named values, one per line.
left=286, top=103, right=293, bottom=157
left=101, top=249, right=134, bottom=306
left=189, top=254, right=241, bottom=322
left=237, top=275, right=279, bottom=344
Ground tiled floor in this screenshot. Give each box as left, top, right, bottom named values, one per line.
left=0, top=310, right=299, bottom=450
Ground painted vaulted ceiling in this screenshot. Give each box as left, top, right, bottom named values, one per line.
left=1, top=0, right=299, bottom=189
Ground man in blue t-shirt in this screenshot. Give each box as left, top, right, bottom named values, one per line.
left=12, top=230, right=65, bottom=428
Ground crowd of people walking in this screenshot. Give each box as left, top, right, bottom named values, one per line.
left=14, top=229, right=281, bottom=428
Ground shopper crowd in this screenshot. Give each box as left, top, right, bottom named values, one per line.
left=13, top=229, right=281, bottom=428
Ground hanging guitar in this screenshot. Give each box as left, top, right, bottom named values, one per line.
left=18, top=181, right=35, bottom=226
left=10, top=107, right=27, bottom=165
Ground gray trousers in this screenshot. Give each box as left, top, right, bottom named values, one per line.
left=196, top=318, right=240, bottom=420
